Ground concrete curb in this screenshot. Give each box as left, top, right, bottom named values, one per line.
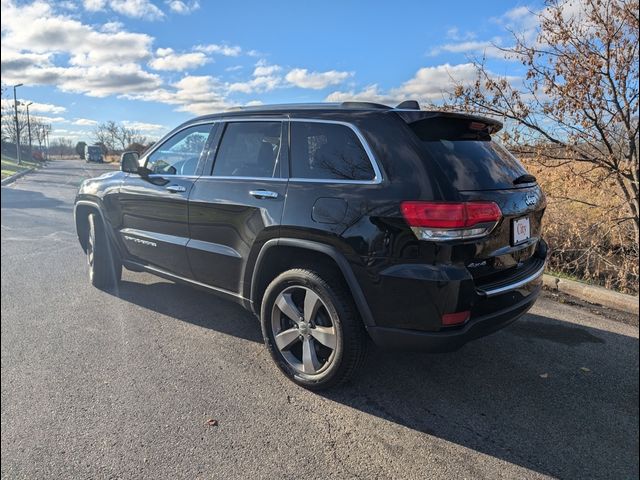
left=543, top=273, right=639, bottom=315
left=1, top=167, right=34, bottom=186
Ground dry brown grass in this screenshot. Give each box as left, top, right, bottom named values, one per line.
left=522, top=159, right=639, bottom=294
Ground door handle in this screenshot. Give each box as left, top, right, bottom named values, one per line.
left=249, top=189, right=278, bottom=199
left=166, top=184, right=187, bottom=193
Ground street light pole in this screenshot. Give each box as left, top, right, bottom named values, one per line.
left=45, top=125, right=51, bottom=161
left=13, top=83, right=23, bottom=165
left=26, top=102, right=33, bottom=161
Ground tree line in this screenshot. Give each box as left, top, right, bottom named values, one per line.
left=1, top=95, right=52, bottom=160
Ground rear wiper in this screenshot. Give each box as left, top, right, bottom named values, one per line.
left=513, top=174, right=537, bottom=185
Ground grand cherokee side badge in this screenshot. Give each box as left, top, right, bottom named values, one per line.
left=123, top=235, right=157, bottom=247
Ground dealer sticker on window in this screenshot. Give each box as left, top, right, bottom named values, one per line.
left=512, top=217, right=531, bottom=245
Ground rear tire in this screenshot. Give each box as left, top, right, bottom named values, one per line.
left=87, top=213, right=121, bottom=290
left=261, top=268, right=367, bottom=390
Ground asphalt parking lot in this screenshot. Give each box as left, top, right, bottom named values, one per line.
left=1, top=159, right=638, bottom=479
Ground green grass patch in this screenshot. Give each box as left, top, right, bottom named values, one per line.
left=1, top=154, right=40, bottom=179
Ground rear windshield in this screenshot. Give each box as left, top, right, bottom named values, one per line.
left=410, top=118, right=529, bottom=191
left=87, top=147, right=101, bottom=154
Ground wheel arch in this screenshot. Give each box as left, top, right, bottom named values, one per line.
left=249, top=238, right=375, bottom=327
left=74, top=200, right=104, bottom=252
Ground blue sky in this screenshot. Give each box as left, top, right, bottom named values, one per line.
left=1, top=0, right=543, bottom=142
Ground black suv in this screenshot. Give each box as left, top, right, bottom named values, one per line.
left=75, top=101, right=547, bottom=389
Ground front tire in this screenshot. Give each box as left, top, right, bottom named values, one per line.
left=261, top=269, right=367, bottom=390
left=87, top=213, right=122, bottom=290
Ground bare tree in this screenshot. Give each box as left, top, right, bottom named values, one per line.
left=93, top=121, right=147, bottom=153
left=50, top=137, right=75, bottom=158
left=93, top=120, right=118, bottom=153
left=451, top=0, right=639, bottom=243
left=1, top=99, right=28, bottom=145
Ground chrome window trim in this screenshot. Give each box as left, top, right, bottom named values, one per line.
left=140, top=117, right=384, bottom=184
left=287, top=118, right=382, bottom=185
left=207, top=119, right=286, bottom=180
left=139, top=120, right=218, bottom=176
left=197, top=176, right=288, bottom=182
left=195, top=117, right=383, bottom=184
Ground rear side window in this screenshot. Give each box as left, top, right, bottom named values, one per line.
left=411, top=117, right=529, bottom=191
left=212, top=122, right=282, bottom=178
left=290, top=122, right=375, bottom=181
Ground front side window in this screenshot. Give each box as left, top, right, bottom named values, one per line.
left=212, top=122, right=282, bottom=178
left=290, top=122, right=375, bottom=181
left=145, top=123, right=214, bottom=176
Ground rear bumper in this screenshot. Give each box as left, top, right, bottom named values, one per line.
left=367, top=283, right=541, bottom=352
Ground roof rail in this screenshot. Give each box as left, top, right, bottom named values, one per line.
left=340, top=101, right=391, bottom=110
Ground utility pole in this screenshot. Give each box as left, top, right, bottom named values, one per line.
left=26, top=102, right=33, bottom=161
left=13, top=83, right=23, bottom=165
left=45, top=125, right=51, bottom=161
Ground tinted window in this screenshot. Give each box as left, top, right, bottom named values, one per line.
left=212, top=122, right=282, bottom=177
left=290, top=122, right=375, bottom=181
left=410, top=117, right=529, bottom=191
left=146, top=124, right=214, bottom=176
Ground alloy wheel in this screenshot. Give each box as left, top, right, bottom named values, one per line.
left=271, top=286, right=339, bottom=375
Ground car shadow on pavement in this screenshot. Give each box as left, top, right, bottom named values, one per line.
left=1, top=187, right=66, bottom=210
left=109, top=276, right=638, bottom=479
left=113, top=279, right=263, bottom=344
left=321, top=313, right=639, bottom=480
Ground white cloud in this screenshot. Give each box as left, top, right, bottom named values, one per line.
left=194, top=43, right=242, bottom=57
left=126, top=75, right=230, bottom=115
left=73, top=118, right=99, bottom=126
left=165, top=0, right=199, bottom=14
left=325, top=85, right=399, bottom=105
left=148, top=47, right=209, bottom=71
left=101, top=21, right=124, bottom=33
left=227, top=61, right=282, bottom=93
left=82, top=0, right=165, bottom=20
left=1, top=1, right=161, bottom=96
left=493, top=5, right=539, bottom=43
left=49, top=127, right=93, bottom=141
left=428, top=39, right=506, bottom=59
left=83, top=0, right=106, bottom=11
left=391, top=63, right=480, bottom=101
left=122, top=120, right=167, bottom=132
left=32, top=115, right=67, bottom=124
left=1, top=3, right=154, bottom=66
left=445, top=27, right=476, bottom=41
left=1, top=99, right=67, bottom=114
left=253, top=61, right=280, bottom=77
left=285, top=68, right=352, bottom=89
left=327, top=63, right=495, bottom=105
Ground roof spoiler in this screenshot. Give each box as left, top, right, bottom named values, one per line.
left=340, top=101, right=391, bottom=110
left=395, top=110, right=503, bottom=134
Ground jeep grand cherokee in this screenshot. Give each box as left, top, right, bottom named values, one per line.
left=75, top=101, right=547, bottom=390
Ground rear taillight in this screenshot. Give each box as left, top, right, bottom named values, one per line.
left=400, top=201, right=502, bottom=241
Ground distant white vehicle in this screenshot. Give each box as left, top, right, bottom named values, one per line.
left=84, top=145, right=103, bottom=163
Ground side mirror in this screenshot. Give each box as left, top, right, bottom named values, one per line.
left=120, top=151, right=140, bottom=174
